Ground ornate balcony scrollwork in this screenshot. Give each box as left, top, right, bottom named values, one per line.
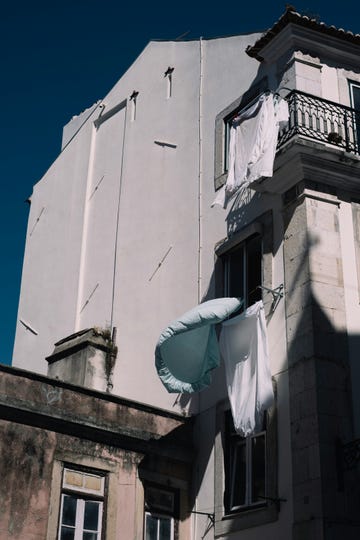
left=278, top=90, right=360, bottom=155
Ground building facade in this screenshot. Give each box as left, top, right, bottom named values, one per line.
left=7, top=6, right=360, bottom=539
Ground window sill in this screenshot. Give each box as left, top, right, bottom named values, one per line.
left=214, top=502, right=278, bottom=537
left=214, top=172, right=227, bottom=191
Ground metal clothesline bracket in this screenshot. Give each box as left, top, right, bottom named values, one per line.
left=257, top=284, right=284, bottom=313
left=258, top=495, right=287, bottom=512
left=190, top=510, right=215, bottom=525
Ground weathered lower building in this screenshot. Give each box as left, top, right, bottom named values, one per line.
left=0, top=361, right=193, bottom=539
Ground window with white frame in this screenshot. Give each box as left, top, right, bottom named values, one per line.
left=349, top=81, right=360, bottom=111
left=144, top=512, right=174, bottom=540
left=224, top=410, right=267, bottom=513
left=58, top=467, right=105, bottom=540
left=349, top=81, right=360, bottom=153
left=143, top=485, right=177, bottom=540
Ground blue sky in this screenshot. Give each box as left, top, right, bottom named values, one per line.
left=1, top=1, right=359, bottom=365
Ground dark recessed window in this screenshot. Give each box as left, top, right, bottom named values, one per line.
left=223, top=234, right=262, bottom=309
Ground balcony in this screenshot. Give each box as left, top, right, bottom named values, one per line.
left=278, top=90, right=360, bottom=156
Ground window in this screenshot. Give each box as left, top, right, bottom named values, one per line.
left=214, top=400, right=278, bottom=535
left=349, top=81, right=360, bottom=154
left=224, top=410, right=267, bottom=513
left=58, top=468, right=105, bottom=540
left=143, top=486, right=177, bottom=540
left=144, top=512, right=174, bottom=540
left=214, top=214, right=276, bottom=534
left=223, top=94, right=265, bottom=174
left=223, top=234, right=262, bottom=309
left=214, top=78, right=269, bottom=189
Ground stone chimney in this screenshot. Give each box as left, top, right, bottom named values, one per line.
left=46, top=327, right=117, bottom=392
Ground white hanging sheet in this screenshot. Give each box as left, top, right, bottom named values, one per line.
left=213, top=93, right=289, bottom=209
left=219, top=300, right=274, bottom=436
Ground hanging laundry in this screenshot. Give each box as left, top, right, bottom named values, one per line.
left=155, top=297, right=242, bottom=393
left=213, top=93, right=289, bottom=209
left=219, top=300, right=274, bottom=436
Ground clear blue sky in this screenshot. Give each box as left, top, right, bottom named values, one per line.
left=1, top=1, right=359, bottom=365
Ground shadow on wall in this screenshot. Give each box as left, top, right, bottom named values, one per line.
left=137, top=421, right=195, bottom=522
left=282, top=195, right=360, bottom=538
left=156, top=191, right=360, bottom=537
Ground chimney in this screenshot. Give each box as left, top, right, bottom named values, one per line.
left=46, top=327, right=117, bottom=392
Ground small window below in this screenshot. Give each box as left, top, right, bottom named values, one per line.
left=214, top=399, right=278, bottom=535
left=143, top=485, right=178, bottom=540
left=224, top=410, right=267, bottom=513
left=58, top=468, right=105, bottom=540
left=144, top=512, right=174, bottom=540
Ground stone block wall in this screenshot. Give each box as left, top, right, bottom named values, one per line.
left=283, top=190, right=354, bottom=540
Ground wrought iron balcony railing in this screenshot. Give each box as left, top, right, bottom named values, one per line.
left=278, top=90, right=360, bottom=155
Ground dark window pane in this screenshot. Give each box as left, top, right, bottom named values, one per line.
left=231, top=442, right=247, bottom=508
left=145, top=514, right=158, bottom=540
left=83, top=501, right=99, bottom=531
left=224, top=235, right=262, bottom=309
left=227, top=246, right=245, bottom=300
left=351, top=86, right=360, bottom=152
left=62, top=495, right=77, bottom=526
left=159, top=516, right=171, bottom=539
left=83, top=533, right=97, bottom=540
left=60, top=526, right=75, bottom=540
left=251, top=434, right=266, bottom=502
left=146, top=487, right=174, bottom=514
left=352, top=86, right=360, bottom=110
left=247, top=236, right=262, bottom=306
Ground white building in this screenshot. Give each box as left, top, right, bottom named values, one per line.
left=12, top=6, right=360, bottom=540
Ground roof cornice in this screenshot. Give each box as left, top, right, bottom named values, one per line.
left=246, top=6, right=360, bottom=64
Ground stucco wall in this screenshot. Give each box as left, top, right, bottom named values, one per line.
left=0, top=365, right=193, bottom=540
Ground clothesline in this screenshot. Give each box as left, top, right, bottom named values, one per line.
left=229, top=89, right=275, bottom=123
left=227, top=84, right=293, bottom=130
left=228, top=88, right=291, bottom=124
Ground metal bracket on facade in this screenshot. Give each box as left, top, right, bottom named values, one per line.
left=190, top=510, right=215, bottom=525
left=336, top=437, right=360, bottom=491
left=19, top=319, right=38, bottom=336
left=342, top=438, right=360, bottom=469
left=258, top=495, right=287, bottom=512
left=257, top=284, right=284, bottom=312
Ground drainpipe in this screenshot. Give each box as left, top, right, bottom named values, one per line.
left=194, top=35, right=204, bottom=540
left=197, top=37, right=204, bottom=305
left=110, top=101, right=128, bottom=329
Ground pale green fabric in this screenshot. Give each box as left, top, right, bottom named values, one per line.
left=155, top=297, right=242, bottom=393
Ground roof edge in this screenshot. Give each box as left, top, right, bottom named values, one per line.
left=246, top=5, right=360, bottom=61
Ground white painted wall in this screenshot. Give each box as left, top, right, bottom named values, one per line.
left=13, top=34, right=268, bottom=414
left=13, top=117, right=96, bottom=373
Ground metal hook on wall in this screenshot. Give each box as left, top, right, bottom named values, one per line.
left=257, top=284, right=284, bottom=313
